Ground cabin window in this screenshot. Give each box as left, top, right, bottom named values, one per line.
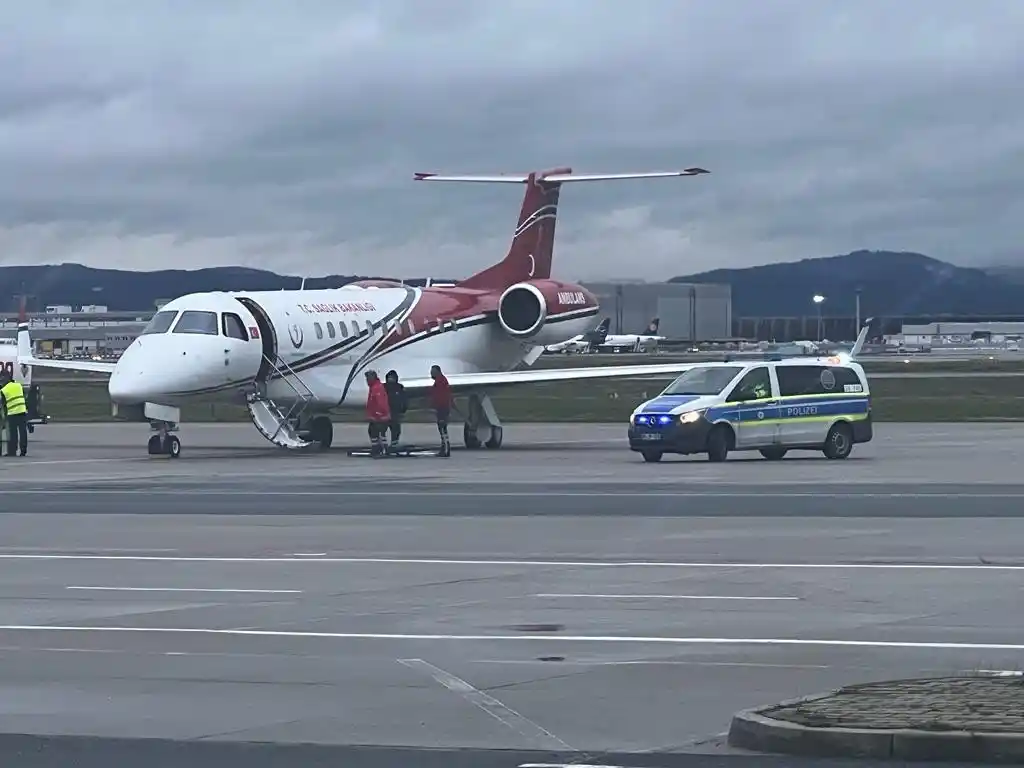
left=339, top=321, right=349, bottom=337
left=172, top=310, right=218, bottom=335
left=327, top=322, right=336, bottom=339
left=221, top=312, right=249, bottom=341
left=314, top=322, right=323, bottom=340
left=407, top=319, right=416, bottom=334
left=140, top=310, right=178, bottom=335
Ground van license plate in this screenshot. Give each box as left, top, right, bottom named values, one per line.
left=641, top=433, right=662, bottom=441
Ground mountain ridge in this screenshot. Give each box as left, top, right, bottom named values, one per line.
left=0, top=251, right=1020, bottom=316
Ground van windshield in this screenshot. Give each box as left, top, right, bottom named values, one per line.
left=661, top=365, right=744, bottom=396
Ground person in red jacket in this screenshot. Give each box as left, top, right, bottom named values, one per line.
left=364, top=370, right=391, bottom=457
left=429, top=364, right=452, bottom=457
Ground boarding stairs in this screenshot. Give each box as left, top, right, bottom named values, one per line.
left=246, top=354, right=316, bottom=449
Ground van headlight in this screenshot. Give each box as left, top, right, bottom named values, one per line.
left=678, top=410, right=703, bottom=424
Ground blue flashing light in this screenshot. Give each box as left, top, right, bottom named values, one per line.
left=635, top=414, right=675, bottom=427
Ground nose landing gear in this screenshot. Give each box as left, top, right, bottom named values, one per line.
left=147, top=420, right=181, bottom=458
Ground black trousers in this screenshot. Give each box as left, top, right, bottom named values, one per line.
left=435, top=407, right=450, bottom=445
left=6, top=413, right=27, bottom=456
left=387, top=418, right=402, bottom=444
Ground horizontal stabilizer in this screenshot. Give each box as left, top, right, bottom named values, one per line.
left=413, top=168, right=709, bottom=184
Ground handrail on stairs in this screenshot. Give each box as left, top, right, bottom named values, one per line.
left=252, top=353, right=316, bottom=444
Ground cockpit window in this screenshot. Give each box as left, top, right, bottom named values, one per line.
left=140, top=310, right=178, bottom=335
left=172, top=310, right=219, bottom=335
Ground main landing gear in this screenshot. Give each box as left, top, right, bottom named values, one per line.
left=462, top=393, right=503, bottom=450
left=147, top=421, right=181, bottom=458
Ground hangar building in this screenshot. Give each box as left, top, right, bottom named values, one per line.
left=580, top=281, right=732, bottom=341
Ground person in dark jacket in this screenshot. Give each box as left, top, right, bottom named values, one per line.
left=429, top=364, right=452, bottom=457
left=364, top=370, right=391, bottom=457
left=383, top=370, right=407, bottom=451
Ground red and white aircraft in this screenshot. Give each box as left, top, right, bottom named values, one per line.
left=18, top=165, right=709, bottom=457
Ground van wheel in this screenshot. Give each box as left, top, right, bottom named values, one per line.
left=759, top=447, right=788, bottom=460
left=823, top=422, right=854, bottom=460
left=706, top=426, right=731, bottom=462
left=641, top=450, right=663, bottom=463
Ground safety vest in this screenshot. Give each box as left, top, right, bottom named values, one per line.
left=1, top=381, right=26, bottom=415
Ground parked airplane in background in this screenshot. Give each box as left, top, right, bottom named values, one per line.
left=544, top=317, right=611, bottom=353
left=18, top=164, right=710, bottom=457
left=594, top=318, right=666, bottom=353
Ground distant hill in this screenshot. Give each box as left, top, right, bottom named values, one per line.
left=671, top=250, right=1024, bottom=316
left=0, top=264, right=384, bottom=312
left=3, top=253, right=1024, bottom=317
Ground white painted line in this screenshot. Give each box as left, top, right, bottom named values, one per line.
left=0, top=625, right=1022, bottom=651
left=1, top=554, right=1021, bottom=571
left=399, top=658, right=573, bottom=752
left=535, top=593, right=799, bottom=601
left=2, top=489, right=1024, bottom=497
left=64, top=593, right=299, bottom=598
left=293, top=553, right=327, bottom=557
left=473, top=659, right=830, bottom=669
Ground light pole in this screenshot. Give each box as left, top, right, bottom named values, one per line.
left=813, top=294, right=825, bottom=341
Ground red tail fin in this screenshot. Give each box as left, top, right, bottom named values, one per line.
left=456, top=167, right=566, bottom=290
left=413, top=165, right=709, bottom=292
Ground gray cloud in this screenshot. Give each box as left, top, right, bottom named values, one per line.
left=1, top=0, right=1021, bottom=280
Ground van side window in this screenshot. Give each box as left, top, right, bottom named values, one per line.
left=777, top=365, right=862, bottom=396
left=726, top=366, right=771, bottom=403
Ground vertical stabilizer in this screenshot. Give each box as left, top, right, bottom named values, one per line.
left=16, top=297, right=31, bottom=363
left=413, top=166, right=709, bottom=292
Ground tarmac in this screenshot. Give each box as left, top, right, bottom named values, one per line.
left=0, top=421, right=1022, bottom=768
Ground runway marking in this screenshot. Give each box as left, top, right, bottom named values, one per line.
left=534, top=593, right=800, bottom=601
left=1, top=625, right=1024, bottom=651
left=2, top=554, right=1023, bottom=570
left=473, top=659, right=830, bottom=669
left=5, top=489, right=1024, bottom=497
left=399, top=658, right=574, bottom=752
left=66, top=586, right=302, bottom=594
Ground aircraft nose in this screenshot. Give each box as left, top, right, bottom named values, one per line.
left=108, top=346, right=153, bottom=404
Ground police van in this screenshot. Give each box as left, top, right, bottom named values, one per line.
left=627, top=324, right=874, bottom=463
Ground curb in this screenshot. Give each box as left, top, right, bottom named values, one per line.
left=727, top=686, right=1024, bottom=764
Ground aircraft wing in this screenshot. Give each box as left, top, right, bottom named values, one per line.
left=399, top=362, right=698, bottom=392
left=22, top=356, right=116, bottom=375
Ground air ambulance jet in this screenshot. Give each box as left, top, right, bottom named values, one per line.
left=17, top=165, right=709, bottom=457
left=594, top=318, right=666, bottom=353
left=544, top=317, right=611, bottom=353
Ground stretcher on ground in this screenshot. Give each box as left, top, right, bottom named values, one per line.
left=347, top=443, right=440, bottom=458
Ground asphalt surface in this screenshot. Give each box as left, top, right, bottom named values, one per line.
left=0, top=422, right=1019, bottom=768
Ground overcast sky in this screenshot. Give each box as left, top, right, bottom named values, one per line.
left=1, top=1, right=1021, bottom=280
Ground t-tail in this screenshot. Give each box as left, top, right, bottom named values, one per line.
left=413, top=166, right=709, bottom=292
left=16, top=298, right=31, bottom=364
left=589, top=317, right=611, bottom=345
left=825, top=317, right=874, bottom=364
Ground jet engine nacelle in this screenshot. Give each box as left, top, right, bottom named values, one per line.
left=496, top=280, right=598, bottom=345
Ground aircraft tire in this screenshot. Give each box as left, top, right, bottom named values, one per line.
left=485, top=426, right=503, bottom=449
left=309, top=415, right=333, bottom=449
left=463, top=423, right=482, bottom=449
left=166, top=435, right=181, bottom=458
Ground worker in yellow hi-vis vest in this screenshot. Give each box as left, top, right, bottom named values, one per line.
left=0, top=370, right=28, bottom=456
